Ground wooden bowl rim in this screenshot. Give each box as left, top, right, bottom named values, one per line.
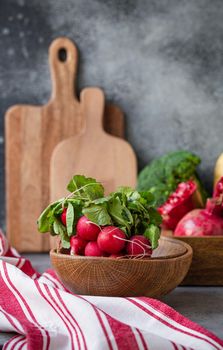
left=50, top=237, right=193, bottom=262
left=175, top=235, right=223, bottom=240
left=163, top=230, right=223, bottom=240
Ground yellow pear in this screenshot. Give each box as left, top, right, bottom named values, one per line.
left=214, top=153, right=223, bottom=187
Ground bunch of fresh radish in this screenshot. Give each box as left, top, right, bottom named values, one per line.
left=37, top=175, right=162, bottom=258
left=62, top=213, right=152, bottom=258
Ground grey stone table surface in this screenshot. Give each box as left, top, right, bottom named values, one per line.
left=0, top=255, right=223, bottom=348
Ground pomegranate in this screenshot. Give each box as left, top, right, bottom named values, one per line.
left=174, top=177, right=223, bottom=236
left=158, top=180, right=199, bottom=230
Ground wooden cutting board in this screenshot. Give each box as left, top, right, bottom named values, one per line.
left=50, top=87, right=137, bottom=203
left=5, top=37, right=124, bottom=252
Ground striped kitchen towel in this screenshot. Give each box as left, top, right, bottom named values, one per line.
left=0, top=230, right=222, bottom=350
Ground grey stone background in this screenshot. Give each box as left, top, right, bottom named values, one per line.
left=0, top=0, right=223, bottom=228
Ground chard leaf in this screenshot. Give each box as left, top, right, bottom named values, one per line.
left=67, top=175, right=104, bottom=200
left=66, top=202, right=74, bottom=236
left=83, top=204, right=112, bottom=226
left=144, top=224, right=161, bottom=249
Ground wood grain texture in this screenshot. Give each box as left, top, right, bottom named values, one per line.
left=50, top=87, right=137, bottom=202
left=162, top=230, right=223, bottom=285
left=5, top=37, right=125, bottom=252
left=104, top=104, right=124, bottom=138
left=50, top=237, right=192, bottom=297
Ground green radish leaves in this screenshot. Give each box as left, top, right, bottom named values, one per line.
left=108, top=196, right=132, bottom=235
left=83, top=204, right=112, bottom=226
left=144, top=224, right=161, bottom=249
left=67, top=175, right=104, bottom=201
left=60, top=233, right=71, bottom=249
left=37, top=200, right=63, bottom=233
left=53, top=220, right=61, bottom=235
left=53, top=219, right=70, bottom=248
left=37, top=198, right=82, bottom=247
left=147, top=207, right=162, bottom=226
left=66, top=202, right=74, bottom=236
left=37, top=175, right=162, bottom=249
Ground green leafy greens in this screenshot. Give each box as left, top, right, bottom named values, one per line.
left=67, top=175, right=104, bottom=201
left=137, top=150, right=207, bottom=207
left=37, top=175, right=162, bottom=249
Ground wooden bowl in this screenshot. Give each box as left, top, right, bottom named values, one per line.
left=163, top=230, right=223, bottom=285
left=50, top=237, right=192, bottom=297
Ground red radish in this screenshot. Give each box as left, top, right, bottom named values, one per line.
left=61, top=208, right=67, bottom=226
left=126, top=235, right=152, bottom=256
left=76, top=216, right=100, bottom=241
left=84, top=241, right=104, bottom=257
left=174, top=177, right=223, bottom=236
left=97, top=226, right=126, bottom=254
left=158, top=180, right=199, bottom=230
left=70, top=236, right=87, bottom=255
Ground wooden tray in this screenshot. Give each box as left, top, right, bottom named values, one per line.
left=162, top=230, right=223, bottom=285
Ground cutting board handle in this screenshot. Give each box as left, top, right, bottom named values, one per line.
left=81, top=87, right=105, bottom=135
left=49, top=37, right=78, bottom=102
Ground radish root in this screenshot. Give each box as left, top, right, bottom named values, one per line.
left=113, top=235, right=152, bottom=259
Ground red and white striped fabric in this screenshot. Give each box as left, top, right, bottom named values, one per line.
left=0, top=230, right=222, bottom=350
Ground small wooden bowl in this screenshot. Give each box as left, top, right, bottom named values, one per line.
left=50, top=237, right=192, bottom=297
